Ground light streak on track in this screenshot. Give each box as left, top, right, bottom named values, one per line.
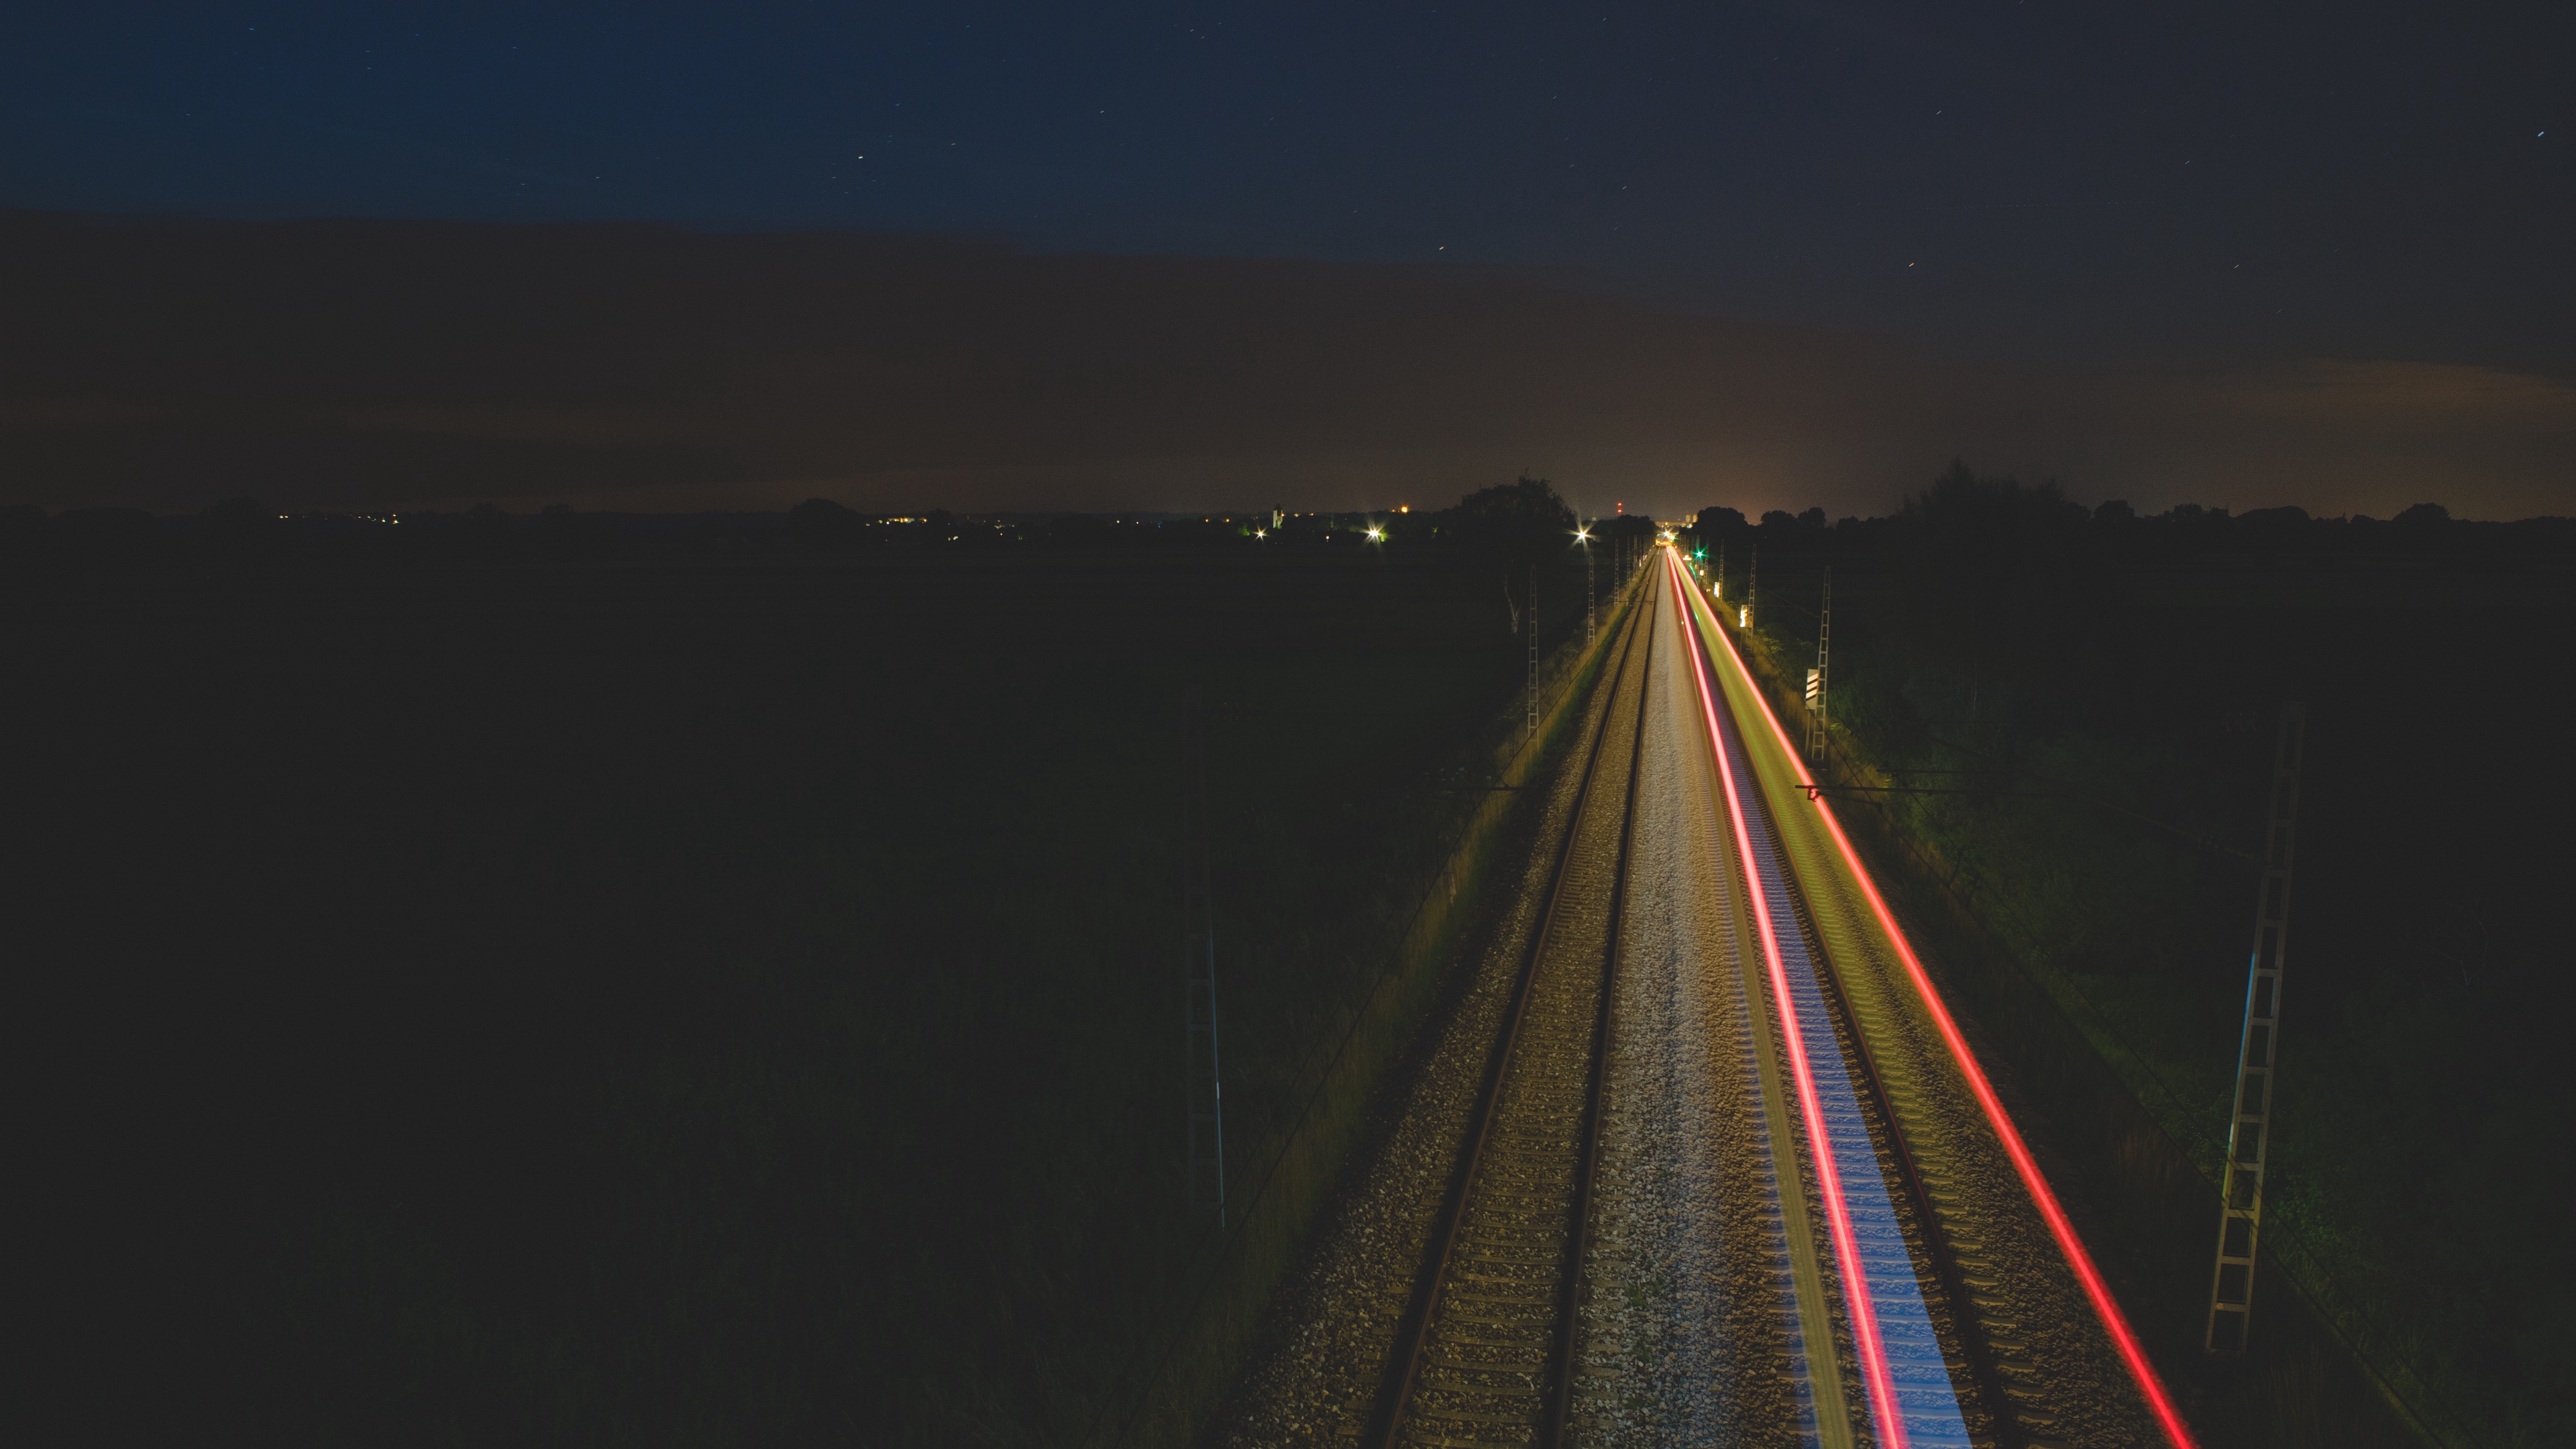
left=1666, top=555, right=1909, bottom=1449
left=1665, top=550, right=2204, bottom=1449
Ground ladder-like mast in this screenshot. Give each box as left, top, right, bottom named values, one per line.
left=2206, top=703, right=2306, bottom=1350
left=1807, top=566, right=1831, bottom=761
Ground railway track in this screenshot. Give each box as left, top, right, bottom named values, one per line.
left=1363, top=557, right=1995, bottom=1449
left=1332, top=547, right=2140, bottom=1449
left=1361, top=567, right=1657, bottom=1449
left=1668, top=548, right=2019, bottom=1449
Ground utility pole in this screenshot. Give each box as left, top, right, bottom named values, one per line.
left=1526, top=562, right=1540, bottom=739
left=2206, top=703, right=2306, bottom=1351
left=1181, top=688, right=1226, bottom=1228
left=1715, top=545, right=1725, bottom=602
left=1807, top=566, right=1831, bottom=761
left=1585, top=526, right=1596, bottom=649
left=1745, top=545, right=1758, bottom=630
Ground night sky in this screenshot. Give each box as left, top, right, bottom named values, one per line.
left=4, top=3, right=2571, bottom=518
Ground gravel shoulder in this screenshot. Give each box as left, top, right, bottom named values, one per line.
left=1203, top=610, right=1631, bottom=1449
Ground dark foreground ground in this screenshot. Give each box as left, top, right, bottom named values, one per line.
left=10, top=543, right=1556, bottom=1442
left=15, top=529, right=2570, bottom=1446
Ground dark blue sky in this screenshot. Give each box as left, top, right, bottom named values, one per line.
left=8, top=2, right=2568, bottom=374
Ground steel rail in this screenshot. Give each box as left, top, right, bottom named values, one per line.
left=1675, top=544, right=2018, bottom=1442
left=1540, top=550, right=1655, bottom=1447
left=1770, top=821, right=2025, bottom=1449
left=1667, top=553, right=1909, bottom=1448
left=1362, top=569, right=1654, bottom=1449
left=1087, top=572, right=1663, bottom=1449
left=1676, top=551, right=2204, bottom=1449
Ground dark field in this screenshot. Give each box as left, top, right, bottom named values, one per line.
left=11, top=545, right=1564, bottom=1441
left=16, top=523, right=2567, bottom=1446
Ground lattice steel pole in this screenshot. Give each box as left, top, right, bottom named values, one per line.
left=1566, top=523, right=1587, bottom=642
left=2206, top=702, right=2305, bottom=1351
left=1806, top=566, right=1831, bottom=761
left=1180, top=688, right=1225, bottom=1228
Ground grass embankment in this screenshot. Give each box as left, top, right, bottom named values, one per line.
left=1703, top=556, right=2570, bottom=1449
left=13, top=543, right=1619, bottom=1443
left=1103, top=564, right=1648, bottom=1448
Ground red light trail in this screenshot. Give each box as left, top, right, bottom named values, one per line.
left=1663, top=549, right=2202, bottom=1449
left=1665, top=554, right=1909, bottom=1449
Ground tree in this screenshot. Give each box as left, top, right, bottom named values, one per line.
left=788, top=496, right=863, bottom=553
left=1695, top=505, right=1747, bottom=536
left=1445, top=476, right=1576, bottom=555
left=1441, top=476, right=1579, bottom=635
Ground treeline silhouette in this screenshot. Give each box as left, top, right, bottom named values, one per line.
left=1, top=476, right=1668, bottom=569
left=1, top=499, right=1008, bottom=566
left=1688, top=463, right=2575, bottom=566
